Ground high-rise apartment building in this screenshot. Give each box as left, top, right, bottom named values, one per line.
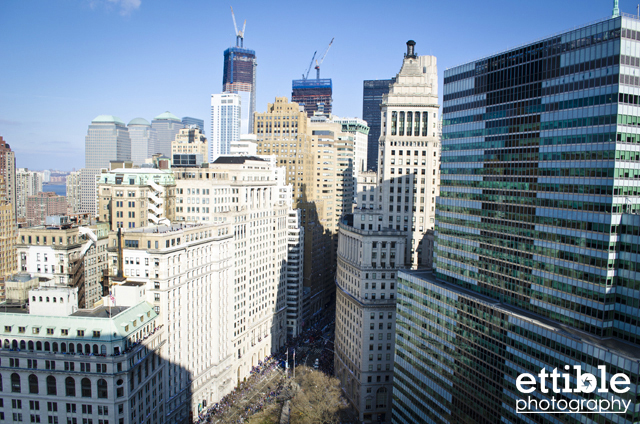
left=393, top=12, right=640, bottom=424
left=17, top=220, right=110, bottom=308
left=97, top=166, right=176, bottom=229
left=210, top=93, right=242, bottom=160
left=292, top=79, right=332, bottom=117
left=128, top=117, right=157, bottom=166
left=363, top=79, right=395, bottom=172
left=334, top=41, right=440, bottom=423
left=222, top=46, right=257, bottom=133
left=182, top=116, right=205, bottom=133
left=26, top=192, right=68, bottom=227
left=82, top=115, right=132, bottom=216
left=151, top=112, right=184, bottom=158
left=0, top=136, right=17, bottom=217
left=16, top=168, right=44, bottom=219
left=171, top=127, right=208, bottom=163
left=66, top=171, right=81, bottom=214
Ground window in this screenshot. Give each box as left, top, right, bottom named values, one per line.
left=65, top=377, right=76, bottom=397
left=97, top=379, right=108, bottom=399
left=47, top=376, right=57, bottom=395
left=29, top=374, right=39, bottom=394
left=11, top=373, right=21, bottom=393
left=81, top=378, right=91, bottom=398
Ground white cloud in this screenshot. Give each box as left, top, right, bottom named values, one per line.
left=107, top=0, right=141, bottom=15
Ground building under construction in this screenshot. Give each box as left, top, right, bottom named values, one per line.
left=292, top=78, right=332, bottom=117
left=293, top=38, right=334, bottom=117
left=222, top=46, right=257, bottom=130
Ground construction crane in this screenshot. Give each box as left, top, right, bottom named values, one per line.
left=315, top=38, right=334, bottom=79
left=302, top=51, right=317, bottom=80
left=230, top=6, right=246, bottom=48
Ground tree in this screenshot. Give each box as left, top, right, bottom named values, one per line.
left=290, top=367, right=346, bottom=424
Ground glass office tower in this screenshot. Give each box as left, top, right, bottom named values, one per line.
left=393, top=12, right=640, bottom=424
left=363, top=79, right=394, bottom=172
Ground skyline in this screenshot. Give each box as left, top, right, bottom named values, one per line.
left=0, top=0, right=635, bottom=170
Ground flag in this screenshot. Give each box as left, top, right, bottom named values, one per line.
left=109, top=291, right=116, bottom=306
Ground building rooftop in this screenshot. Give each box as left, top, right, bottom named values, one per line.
left=399, top=269, right=640, bottom=362
left=128, top=117, right=150, bottom=126
left=212, top=156, right=266, bottom=164
left=0, top=301, right=157, bottom=342
left=5, top=273, right=37, bottom=284
left=123, top=222, right=213, bottom=234
left=92, top=115, right=125, bottom=126
left=71, top=305, right=129, bottom=318
left=153, top=111, right=180, bottom=122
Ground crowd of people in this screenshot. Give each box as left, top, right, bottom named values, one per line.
left=194, top=315, right=335, bottom=423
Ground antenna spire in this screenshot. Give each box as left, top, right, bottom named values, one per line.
left=613, top=0, right=620, bottom=17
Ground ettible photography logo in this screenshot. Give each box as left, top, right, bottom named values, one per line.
left=515, top=365, right=632, bottom=414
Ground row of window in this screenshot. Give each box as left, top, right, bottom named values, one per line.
left=2, top=374, right=109, bottom=398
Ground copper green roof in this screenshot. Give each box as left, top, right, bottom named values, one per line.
left=92, top=115, right=125, bottom=125
left=153, top=111, right=181, bottom=121
left=128, top=117, right=150, bottom=126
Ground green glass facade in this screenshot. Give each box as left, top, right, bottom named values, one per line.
left=437, top=15, right=640, bottom=345
left=392, top=13, right=640, bottom=424
left=393, top=270, right=640, bottom=424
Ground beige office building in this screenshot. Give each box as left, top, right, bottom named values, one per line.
left=171, top=127, right=208, bottom=162
left=97, top=166, right=176, bottom=230
left=255, top=97, right=355, bottom=323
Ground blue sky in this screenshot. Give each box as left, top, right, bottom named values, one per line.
left=0, top=0, right=632, bottom=171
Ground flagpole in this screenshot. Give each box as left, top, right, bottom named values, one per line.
left=293, top=350, right=295, bottom=379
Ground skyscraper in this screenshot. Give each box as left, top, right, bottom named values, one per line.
left=181, top=116, right=205, bottom=133
left=128, top=117, right=157, bottom=166
left=82, top=115, right=131, bottom=215
left=363, top=79, right=394, bottom=172
left=223, top=47, right=257, bottom=133
left=393, top=11, right=640, bottom=424
left=151, top=111, right=184, bottom=158
left=85, top=115, right=131, bottom=170
left=0, top=137, right=17, bottom=217
left=0, top=176, right=16, bottom=279
left=291, top=78, right=332, bottom=117
left=334, top=41, right=440, bottom=424
left=210, top=93, right=242, bottom=160
left=255, top=97, right=356, bottom=324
